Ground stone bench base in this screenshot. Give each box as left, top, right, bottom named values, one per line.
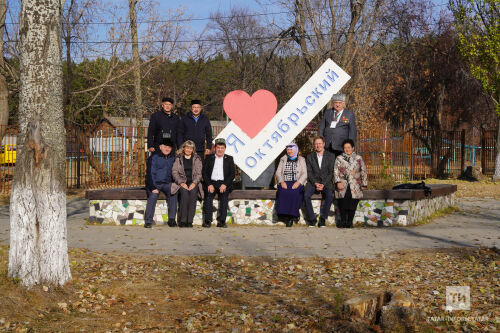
left=88, top=185, right=456, bottom=227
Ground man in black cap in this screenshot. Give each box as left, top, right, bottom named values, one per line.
left=147, top=97, right=182, bottom=152
left=178, top=99, right=212, bottom=161
left=144, top=138, right=178, bottom=228
left=318, top=94, right=357, bottom=157
left=202, top=138, right=235, bottom=228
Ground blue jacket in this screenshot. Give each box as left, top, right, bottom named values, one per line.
left=146, top=152, right=175, bottom=191
left=178, top=112, right=212, bottom=152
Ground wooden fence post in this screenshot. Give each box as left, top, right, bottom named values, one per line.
left=481, top=128, right=486, bottom=174
left=460, top=129, right=466, bottom=172
left=77, top=127, right=81, bottom=189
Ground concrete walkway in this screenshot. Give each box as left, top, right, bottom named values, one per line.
left=0, top=198, right=498, bottom=258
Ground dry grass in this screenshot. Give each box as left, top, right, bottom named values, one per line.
left=421, top=178, right=500, bottom=199
left=0, top=246, right=498, bottom=332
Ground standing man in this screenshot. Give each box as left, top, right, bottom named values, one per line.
left=147, top=97, right=182, bottom=152
left=202, top=138, right=235, bottom=228
left=144, top=138, right=178, bottom=228
left=304, top=136, right=336, bottom=227
left=318, top=94, right=357, bottom=157
left=179, top=99, right=212, bottom=160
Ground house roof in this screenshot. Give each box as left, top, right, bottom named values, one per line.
left=104, top=115, right=150, bottom=128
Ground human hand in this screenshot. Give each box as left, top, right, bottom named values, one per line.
left=280, top=182, right=287, bottom=189
left=205, top=149, right=211, bottom=156
left=188, top=183, right=196, bottom=191
left=220, top=184, right=227, bottom=193
left=152, top=189, right=159, bottom=194
left=181, top=183, right=189, bottom=190
left=292, top=181, right=300, bottom=189
left=208, top=185, right=215, bottom=193
left=148, top=147, right=155, bottom=152
left=336, top=182, right=344, bottom=191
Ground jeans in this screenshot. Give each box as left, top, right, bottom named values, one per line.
left=145, top=183, right=178, bottom=223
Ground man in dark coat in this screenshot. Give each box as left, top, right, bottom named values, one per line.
left=147, top=97, right=182, bottom=152
left=202, top=138, right=235, bottom=228
left=318, top=94, right=357, bottom=157
left=304, top=136, right=336, bottom=227
left=144, top=138, right=178, bottom=228
left=178, top=99, right=212, bottom=160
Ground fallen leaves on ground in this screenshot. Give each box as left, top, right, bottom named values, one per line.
left=0, top=245, right=498, bottom=332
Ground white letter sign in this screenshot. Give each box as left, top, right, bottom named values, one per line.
left=216, top=58, right=350, bottom=180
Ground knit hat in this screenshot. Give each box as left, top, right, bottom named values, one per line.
left=161, top=97, right=174, bottom=104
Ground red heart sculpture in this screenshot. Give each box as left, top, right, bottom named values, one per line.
left=223, top=90, right=277, bottom=139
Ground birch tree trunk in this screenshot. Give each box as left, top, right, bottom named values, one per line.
left=8, top=0, right=71, bottom=288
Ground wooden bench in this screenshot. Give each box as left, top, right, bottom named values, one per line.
left=85, top=184, right=457, bottom=227
left=85, top=184, right=456, bottom=201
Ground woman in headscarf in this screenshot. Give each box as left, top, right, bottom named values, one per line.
left=275, top=142, right=307, bottom=227
left=334, top=139, right=368, bottom=228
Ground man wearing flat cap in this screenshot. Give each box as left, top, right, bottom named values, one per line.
left=178, top=99, right=213, bottom=161
left=202, top=138, right=235, bottom=228
left=144, top=137, right=178, bottom=228
left=318, top=94, right=357, bottom=157
left=147, top=97, right=182, bottom=152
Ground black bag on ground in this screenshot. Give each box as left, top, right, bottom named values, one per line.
left=392, top=181, right=432, bottom=196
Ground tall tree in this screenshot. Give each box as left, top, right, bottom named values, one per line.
left=128, top=0, right=145, bottom=176
left=0, top=0, right=8, bottom=137
left=8, top=0, right=71, bottom=287
left=449, top=0, right=500, bottom=180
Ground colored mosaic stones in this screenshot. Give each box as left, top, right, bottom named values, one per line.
left=88, top=193, right=455, bottom=227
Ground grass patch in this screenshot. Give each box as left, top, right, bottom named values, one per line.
left=413, top=205, right=460, bottom=226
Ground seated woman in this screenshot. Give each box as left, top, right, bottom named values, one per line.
left=275, top=142, right=307, bottom=227
left=172, top=140, right=203, bottom=227
left=334, top=139, right=368, bottom=228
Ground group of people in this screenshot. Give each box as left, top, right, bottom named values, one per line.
left=144, top=93, right=367, bottom=229
left=145, top=136, right=235, bottom=228
left=145, top=98, right=235, bottom=228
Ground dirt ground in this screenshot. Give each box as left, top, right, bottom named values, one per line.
left=0, top=246, right=498, bottom=332
left=0, top=179, right=498, bottom=332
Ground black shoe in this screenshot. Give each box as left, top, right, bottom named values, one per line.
left=216, top=222, right=227, bottom=228
left=187, top=223, right=193, bottom=228
left=285, top=219, right=293, bottom=227
left=202, top=221, right=211, bottom=228
left=144, top=221, right=153, bottom=228
left=318, top=217, right=326, bottom=228
left=167, top=219, right=177, bottom=227
left=307, top=219, right=316, bottom=227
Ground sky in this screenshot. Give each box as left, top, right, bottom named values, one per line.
left=156, top=0, right=283, bottom=35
